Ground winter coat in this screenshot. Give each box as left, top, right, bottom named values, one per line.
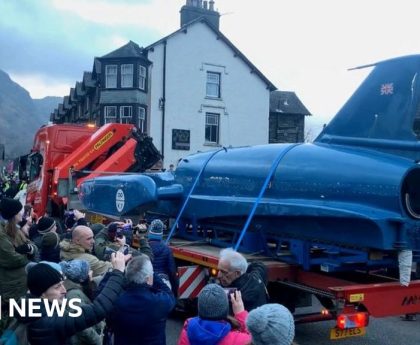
left=108, top=273, right=176, bottom=345
left=60, top=239, right=112, bottom=278
left=64, top=280, right=104, bottom=345
left=94, top=228, right=154, bottom=261
left=18, top=270, right=124, bottom=345
left=94, top=228, right=121, bottom=260
left=229, top=262, right=268, bottom=311
left=40, top=243, right=61, bottom=262
left=150, top=240, right=179, bottom=295
left=0, top=221, right=34, bottom=301
left=177, top=310, right=251, bottom=345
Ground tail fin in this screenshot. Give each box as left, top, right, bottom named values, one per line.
left=315, top=55, right=420, bottom=161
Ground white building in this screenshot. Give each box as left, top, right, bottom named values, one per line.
left=51, top=0, right=276, bottom=170
left=146, top=1, right=276, bottom=168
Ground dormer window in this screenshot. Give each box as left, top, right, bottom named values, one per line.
left=121, top=64, right=133, bottom=88
left=105, top=65, right=117, bottom=88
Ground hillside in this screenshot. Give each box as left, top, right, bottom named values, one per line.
left=0, top=69, right=61, bottom=158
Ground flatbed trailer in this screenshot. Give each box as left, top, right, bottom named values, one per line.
left=169, top=237, right=420, bottom=340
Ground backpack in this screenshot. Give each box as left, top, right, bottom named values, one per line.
left=0, top=318, right=29, bottom=345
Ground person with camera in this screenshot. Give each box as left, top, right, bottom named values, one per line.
left=94, top=220, right=153, bottom=261
left=0, top=198, right=38, bottom=333
left=107, top=254, right=176, bottom=345
left=217, top=248, right=268, bottom=312
left=63, top=209, right=89, bottom=236
left=19, top=252, right=126, bottom=345
left=60, top=225, right=116, bottom=279
left=177, top=284, right=251, bottom=345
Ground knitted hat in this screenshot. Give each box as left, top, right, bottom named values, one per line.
left=37, top=217, right=56, bottom=234
left=198, top=284, right=229, bottom=320
left=148, top=219, right=165, bottom=240
left=60, top=259, right=90, bottom=283
left=25, top=261, right=63, bottom=274
left=27, top=262, right=64, bottom=296
left=42, top=231, right=60, bottom=248
left=91, top=223, right=105, bottom=236
left=0, top=198, right=23, bottom=220
left=246, top=304, right=295, bottom=345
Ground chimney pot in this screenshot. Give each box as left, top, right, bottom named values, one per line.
left=203, top=0, right=208, bottom=9
left=209, top=0, right=215, bottom=11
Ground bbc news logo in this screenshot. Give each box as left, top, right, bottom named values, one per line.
left=0, top=296, right=82, bottom=318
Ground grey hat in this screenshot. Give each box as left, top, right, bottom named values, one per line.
left=198, top=284, right=229, bottom=320
left=60, top=259, right=90, bottom=283
left=246, top=304, right=295, bottom=345
left=148, top=219, right=166, bottom=240
left=42, top=231, right=60, bottom=248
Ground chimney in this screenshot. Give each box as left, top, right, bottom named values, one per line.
left=180, top=0, right=220, bottom=29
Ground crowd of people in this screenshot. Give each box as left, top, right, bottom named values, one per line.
left=0, top=192, right=297, bottom=345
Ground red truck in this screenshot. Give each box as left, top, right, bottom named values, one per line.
left=25, top=123, right=161, bottom=218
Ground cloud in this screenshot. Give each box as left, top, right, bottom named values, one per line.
left=2, top=0, right=420, bottom=129
left=8, top=73, right=73, bottom=99
left=50, top=0, right=183, bottom=35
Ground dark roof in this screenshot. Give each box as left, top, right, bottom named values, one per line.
left=270, top=91, right=311, bottom=115
left=75, top=82, right=85, bottom=98
left=70, top=88, right=76, bottom=102
left=146, top=18, right=276, bottom=91
left=100, top=40, right=147, bottom=59
left=63, top=96, right=70, bottom=110
left=93, top=58, right=101, bottom=76
left=58, top=103, right=65, bottom=116
left=83, top=72, right=96, bottom=88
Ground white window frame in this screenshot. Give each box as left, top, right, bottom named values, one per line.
left=138, top=107, right=146, bottom=132
left=205, top=112, right=220, bottom=144
left=121, top=64, right=133, bottom=88
left=120, top=106, right=132, bottom=124
left=206, top=72, right=221, bottom=98
left=104, top=106, right=117, bottom=124
left=105, top=65, right=117, bottom=88
left=138, top=65, right=146, bottom=90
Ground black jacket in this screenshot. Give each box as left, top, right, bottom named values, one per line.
left=149, top=240, right=179, bottom=296
left=19, top=270, right=124, bottom=345
left=230, top=261, right=268, bottom=311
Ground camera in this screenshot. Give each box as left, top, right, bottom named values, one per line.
left=103, top=247, right=116, bottom=261
left=223, top=287, right=238, bottom=296
left=64, top=210, right=76, bottom=229
left=103, top=245, right=129, bottom=261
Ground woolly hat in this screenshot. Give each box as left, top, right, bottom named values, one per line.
left=91, top=223, right=105, bottom=236
left=42, top=231, right=60, bottom=248
left=198, top=284, right=229, bottom=320
left=37, top=217, right=56, bottom=234
left=148, top=219, right=165, bottom=240
left=0, top=198, right=23, bottom=220
left=60, top=259, right=90, bottom=283
left=27, top=262, right=64, bottom=297
left=25, top=261, right=63, bottom=275
left=246, top=304, right=295, bottom=345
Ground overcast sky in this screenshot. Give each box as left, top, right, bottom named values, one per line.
left=1, top=0, right=420, bottom=136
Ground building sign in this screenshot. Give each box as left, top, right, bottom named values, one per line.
left=172, top=129, right=190, bottom=150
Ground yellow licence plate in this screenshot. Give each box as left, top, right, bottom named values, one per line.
left=330, top=327, right=366, bottom=340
